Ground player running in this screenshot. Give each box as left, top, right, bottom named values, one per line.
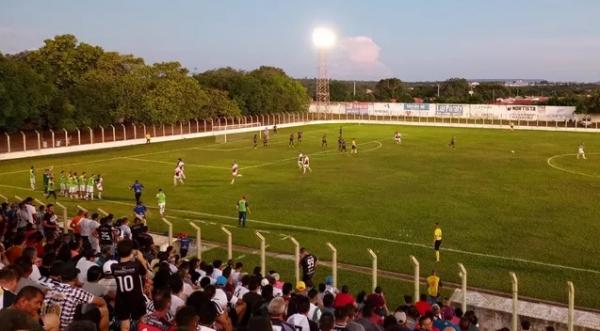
left=433, top=223, right=443, bottom=262
left=253, top=133, right=258, bottom=149
left=321, top=134, right=328, bottom=149
left=289, top=133, right=295, bottom=148
left=577, top=143, right=586, bottom=159
left=29, top=166, right=36, bottom=190
left=96, top=174, right=104, bottom=200
left=156, top=188, right=166, bottom=216
left=231, top=161, right=241, bottom=184
left=394, top=131, right=402, bottom=144
left=351, top=139, right=358, bottom=154
left=302, top=154, right=312, bottom=174
left=449, top=136, right=456, bottom=149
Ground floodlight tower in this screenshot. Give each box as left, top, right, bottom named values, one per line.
left=313, top=27, right=336, bottom=114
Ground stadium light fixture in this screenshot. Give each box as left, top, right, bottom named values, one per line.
left=312, top=27, right=336, bottom=49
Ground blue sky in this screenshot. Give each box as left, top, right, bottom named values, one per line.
left=1, top=0, right=599, bottom=81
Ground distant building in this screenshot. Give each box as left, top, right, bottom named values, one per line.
left=495, top=96, right=549, bottom=105
left=504, top=80, right=532, bottom=87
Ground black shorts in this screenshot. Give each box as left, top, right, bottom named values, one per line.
left=434, top=240, right=442, bottom=250
left=302, top=275, right=314, bottom=288
left=115, top=296, right=147, bottom=321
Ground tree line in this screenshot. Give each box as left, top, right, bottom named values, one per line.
left=0, top=35, right=310, bottom=132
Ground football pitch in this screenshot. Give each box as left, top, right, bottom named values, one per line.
left=1, top=123, right=599, bottom=309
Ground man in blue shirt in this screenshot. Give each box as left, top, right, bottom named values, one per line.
left=129, top=180, right=144, bottom=203
left=133, top=201, right=147, bottom=224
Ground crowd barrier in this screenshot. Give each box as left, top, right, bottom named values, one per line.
left=0, top=194, right=585, bottom=331
left=1, top=111, right=599, bottom=160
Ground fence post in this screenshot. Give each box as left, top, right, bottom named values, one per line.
left=289, top=236, right=301, bottom=285
left=458, top=263, right=467, bottom=313
left=76, top=128, right=81, bottom=145
left=14, top=195, right=23, bottom=201
left=109, top=125, right=115, bottom=142
left=162, top=124, right=165, bottom=136
left=410, top=255, right=420, bottom=302
left=510, top=272, right=518, bottom=331
left=170, top=123, right=174, bottom=136
left=189, top=222, right=202, bottom=260
left=221, top=226, right=232, bottom=260
left=142, top=124, right=146, bottom=139
left=203, top=120, right=207, bottom=132
left=34, top=198, right=45, bottom=207
left=62, top=128, right=68, bottom=146
left=188, top=120, right=192, bottom=134
left=567, top=281, right=575, bottom=331
left=194, top=119, right=199, bottom=133
left=161, top=217, right=173, bottom=246
left=152, top=124, right=156, bottom=137
left=326, top=242, right=337, bottom=289
left=132, top=123, right=137, bottom=140
left=35, top=130, right=41, bottom=150
left=97, top=208, right=109, bottom=216
left=0, top=194, right=7, bottom=202
left=20, top=131, right=26, bottom=151
left=210, top=119, right=214, bottom=132
left=5, top=133, right=11, bottom=153
left=87, top=127, right=93, bottom=144
left=76, top=205, right=88, bottom=213
left=179, top=121, right=183, bottom=135
left=256, top=231, right=266, bottom=277
left=121, top=124, right=126, bottom=140
left=368, top=249, right=378, bottom=291
left=55, top=202, right=68, bottom=231
left=98, top=127, right=104, bottom=143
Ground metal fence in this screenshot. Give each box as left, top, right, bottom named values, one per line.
left=1, top=112, right=598, bottom=155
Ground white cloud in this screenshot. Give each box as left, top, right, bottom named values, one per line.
left=328, top=35, right=391, bottom=80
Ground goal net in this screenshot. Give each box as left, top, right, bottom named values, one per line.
left=214, top=122, right=262, bottom=144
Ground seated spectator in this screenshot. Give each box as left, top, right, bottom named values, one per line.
left=0, top=286, right=47, bottom=331
left=75, top=248, right=97, bottom=284
left=174, top=305, right=199, bottom=330
left=415, top=294, right=432, bottom=316
left=322, top=292, right=335, bottom=316
left=319, top=312, right=335, bottom=331
left=82, top=266, right=112, bottom=299
left=43, top=262, right=108, bottom=330
left=416, top=315, right=434, bottom=331
left=287, top=294, right=318, bottom=331
left=14, top=256, right=45, bottom=292
left=0, top=267, right=19, bottom=309
left=248, top=315, right=273, bottom=331
left=307, top=288, right=322, bottom=322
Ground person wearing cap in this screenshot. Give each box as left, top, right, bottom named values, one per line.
left=393, top=311, right=411, bottom=331
left=213, top=276, right=229, bottom=311
left=98, top=260, right=118, bottom=296
left=43, top=262, right=108, bottom=330
left=324, top=275, right=339, bottom=296
left=295, top=280, right=307, bottom=295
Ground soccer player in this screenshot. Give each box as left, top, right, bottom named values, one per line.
left=321, top=134, right=327, bottom=149
left=46, top=176, right=57, bottom=200
left=300, top=248, right=317, bottom=288
left=273, top=125, right=278, bottom=134
left=341, top=139, right=347, bottom=152
left=96, top=174, right=104, bottom=200
left=337, top=136, right=343, bottom=152
left=236, top=195, right=250, bottom=227
left=42, top=169, right=50, bottom=196
left=145, top=133, right=151, bottom=144
left=433, top=223, right=443, bottom=262
left=130, top=180, right=144, bottom=203
left=156, top=188, right=166, bottom=216
left=86, top=173, right=95, bottom=200
left=289, top=133, right=295, bottom=148
left=577, top=143, right=586, bottom=159
left=297, top=131, right=303, bottom=144
left=176, top=158, right=186, bottom=179
left=394, top=131, right=402, bottom=144
left=173, top=167, right=184, bottom=186
left=231, top=161, right=240, bottom=184
left=449, top=136, right=456, bottom=149
left=29, top=166, right=36, bottom=190
left=351, top=139, right=358, bottom=154
left=78, top=172, right=86, bottom=199
left=297, top=152, right=305, bottom=170
left=263, top=132, right=269, bottom=147
left=253, top=133, right=258, bottom=149
left=112, top=239, right=148, bottom=331
left=68, top=173, right=77, bottom=199
left=303, top=154, right=312, bottom=174
left=58, top=171, right=67, bottom=196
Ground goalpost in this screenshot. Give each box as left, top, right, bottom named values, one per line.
left=213, top=122, right=262, bottom=144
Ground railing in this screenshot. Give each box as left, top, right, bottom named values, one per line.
left=0, top=193, right=588, bottom=331
left=2, top=112, right=598, bottom=156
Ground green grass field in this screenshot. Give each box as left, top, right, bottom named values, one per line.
left=1, top=123, right=599, bottom=309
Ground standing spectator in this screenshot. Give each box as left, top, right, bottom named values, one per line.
left=97, top=215, right=115, bottom=252
left=178, top=233, right=190, bottom=258
left=300, top=248, right=317, bottom=288
left=0, top=268, right=19, bottom=309
left=334, top=285, right=356, bottom=308
left=416, top=315, right=434, bottom=331
left=268, top=297, right=295, bottom=331
left=42, top=204, right=59, bottom=242
left=112, top=239, right=148, bottom=331
left=129, top=180, right=144, bottom=203
left=287, top=295, right=318, bottom=331
left=79, top=213, right=100, bottom=252
left=415, top=294, right=432, bottom=316
left=241, top=277, right=264, bottom=326
left=69, top=210, right=85, bottom=235
left=174, top=305, right=199, bottom=330
left=43, top=262, right=108, bottom=330
left=427, top=270, right=441, bottom=304
left=133, top=201, right=148, bottom=224
left=76, top=249, right=98, bottom=284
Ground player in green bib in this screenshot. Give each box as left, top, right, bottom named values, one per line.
left=78, top=174, right=85, bottom=199
left=87, top=175, right=95, bottom=200
left=58, top=171, right=67, bottom=196
left=156, top=188, right=167, bottom=216
left=68, top=175, right=77, bottom=199
left=46, top=176, right=57, bottom=200
left=236, top=195, right=250, bottom=227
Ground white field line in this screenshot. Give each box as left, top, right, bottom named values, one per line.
left=2, top=183, right=598, bottom=275
left=84, top=196, right=600, bottom=275
left=546, top=153, right=600, bottom=178
left=121, top=157, right=230, bottom=170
